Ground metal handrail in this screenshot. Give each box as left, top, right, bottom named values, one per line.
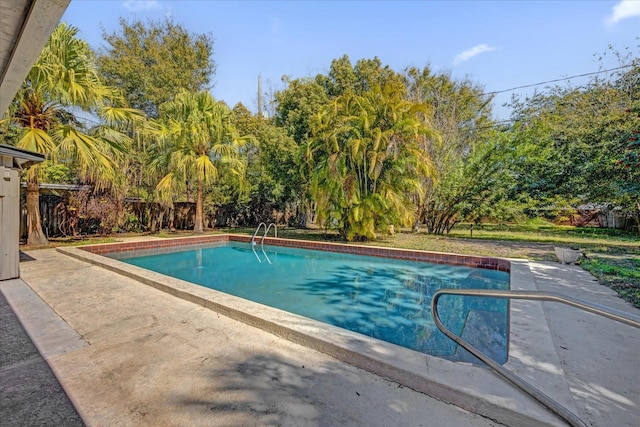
left=251, top=223, right=267, bottom=263
left=251, top=223, right=277, bottom=264
left=261, top=223, right=277, bottom=250
left=252, top=222, right=267, bottom=246
left=431, top=289, right=640, bottom=427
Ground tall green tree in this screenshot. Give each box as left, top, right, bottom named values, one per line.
left=275, top=76, right=329, bottom=145
left=98, top=18, right=215, bottom=118
left=316, top=55, right=402, bottom=98
left=98, top=18, right=215, bottom=229
left=1, top=23, right=144, bottom=246
left=308, top=82, right=435, bottom=240
left=275, top=56, right=404, bottom=146
left=319, top=55, right=358, bottom=97
left=230, top=104, right=300, bottom=224
left=404, top=67, right=499, bottom=233
left=274, top=56, right=408, bottom=227
left=616, top=101, right=640, bottom=231
left=151, top=91, right=245, bottom=233
left=506, top=53, right=639, bottom=229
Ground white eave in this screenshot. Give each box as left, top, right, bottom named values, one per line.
left=0, top=143, right=45, bottom=168
left=0, top=0, right=71, bottom=115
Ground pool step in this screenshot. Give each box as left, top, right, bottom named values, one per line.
left=453, top=309, right=507, bottom=364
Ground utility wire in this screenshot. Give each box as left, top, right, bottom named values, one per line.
left=68, top=65, right=638, bottom=129
left=482, top=64, right=635, bottom=96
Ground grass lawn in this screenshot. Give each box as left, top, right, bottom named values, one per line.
left=35, top=223, right=640, bottom=308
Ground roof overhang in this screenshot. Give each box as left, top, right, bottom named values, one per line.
left=0, top=143, right=45, bottom=169
left=0, top=0, right=71, bottom=115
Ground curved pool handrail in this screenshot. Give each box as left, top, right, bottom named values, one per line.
left=431, top=289, right=640, bottom=427
left=252, top=222, right=277, bottom=264
left=251, top=223, right=267, bottom=263
left=261, top=223, right=277, bottom=264
left=261, top=223, right=277, bottom=250
left=252, top=222, right=267, bottom=246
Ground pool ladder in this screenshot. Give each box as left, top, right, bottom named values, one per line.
left=251, top=222, right=277, bottom=264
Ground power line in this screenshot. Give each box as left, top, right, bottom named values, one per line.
left=50, top=64, right=639, bottom=130
left=482, top=64, right=635, bottom=97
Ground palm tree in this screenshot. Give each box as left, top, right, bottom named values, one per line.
left=2, top=23, right=145, bottom=246
left=308, top=83, right=435, bottom=240
left=151, top=91, right=245, bottom=233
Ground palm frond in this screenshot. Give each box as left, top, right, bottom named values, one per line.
left=17, top=128, right=56, bottom=155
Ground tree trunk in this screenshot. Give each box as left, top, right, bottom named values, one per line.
left=157, top=209, right=165, bottom=231
left=26, top=180, right=49, bottom=246
left=169, top=206, right=175, bottom=231
left=194, top=180, right=204, bottom=234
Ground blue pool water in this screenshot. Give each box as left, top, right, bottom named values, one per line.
left=111, top=242, right=510, bottom=363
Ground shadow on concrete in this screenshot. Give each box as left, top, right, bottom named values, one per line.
left=174, top=351, right=441, bottom=427
left=19, top=251, right=36, bottom=262
left=178, top=354, right=320, bottom=425
left=0, top=291, right=83, bottom=427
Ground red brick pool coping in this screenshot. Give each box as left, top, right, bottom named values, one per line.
left=79, top=234, right=511, bottom=272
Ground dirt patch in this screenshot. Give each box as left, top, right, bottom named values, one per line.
left=370, top=234, right=557, bottom=261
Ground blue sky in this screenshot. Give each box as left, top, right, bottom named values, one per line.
left=61, top=0, right=639, bottom=119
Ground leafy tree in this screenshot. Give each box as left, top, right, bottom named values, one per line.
left=275, top=56, right=409, bottom=228
left=613, top=101, right=640, bottom=231
left=97, top=18, right=215, bottom=229
left=274, top=76, right=328, bottom=145
left=354, top=57, right=402, bottom=93
left=98, top=18, right=215, bottom=118
left=507, top=88, right=593, bottom=204
left=230, top=104, right=300, bottom=225
left=506, top=52, right=639, bottom=231
left=319, top=55, right=357, bottom=97
left=424, top=135, right=509, bottom=233
left=405, top=66, right=499, bottom=233
left=1, top=23, right=144, bottom=245
left=308, top=83, right=435, bottom=240
left=316, top=55, right=402, bottom=97
left=275, top=56, right=404, bottom=146
left=611, top=61, right=640, bottom=231
left=150, top=91, right=245, bottom=233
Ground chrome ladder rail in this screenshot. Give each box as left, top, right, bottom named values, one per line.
left=261, top=223, right=277, bottom=250
left=251, top=222, right=277, bottom=264
left=252, top=222, right=267, bottom=246
left=251, top=223, right=267, bottom=263
left=260, top=223, right=277, bottom=264
left=431, top=289, right=640, bottom=427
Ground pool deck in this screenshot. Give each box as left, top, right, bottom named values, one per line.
left=1, top=236, right=639, bottom=426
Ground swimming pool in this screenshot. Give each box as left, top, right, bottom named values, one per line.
left=108, top=240, right=510, bottom=363
left=60, top=237, right=570, bottom=425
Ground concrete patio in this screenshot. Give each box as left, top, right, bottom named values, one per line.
left=1, top=241, right=638, bottom=426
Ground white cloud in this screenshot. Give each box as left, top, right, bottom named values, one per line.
left=606, top=0, right=640, bottom=25
left=453, top=44, right=497, bottom=65
left=123, top=0, right=162, bottom=13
